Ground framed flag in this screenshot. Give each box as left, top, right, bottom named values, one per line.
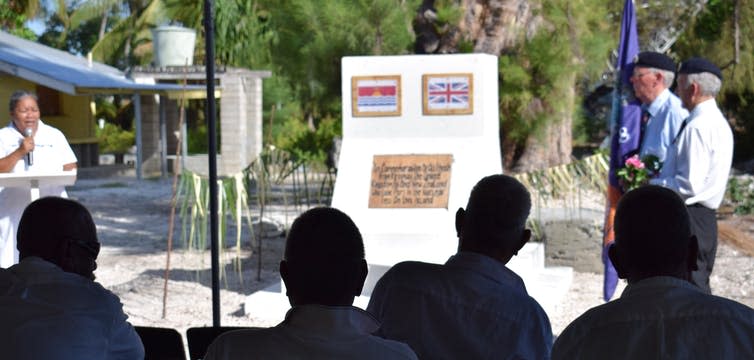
left=422, top=73, right=474, bottom=115
left=351, top=75, right=402, bottom=117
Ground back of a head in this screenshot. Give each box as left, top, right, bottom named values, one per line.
left=17, top=197, right=100, bottom=279
left=461, top=175, right=531, bottom=252
left=614, top=186, right=692, bottom=277
left=283, top=207, right=365, bottom=304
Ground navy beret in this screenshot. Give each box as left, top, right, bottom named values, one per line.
left=678, top=57, right=722, bottom=80
left=633, top=51, right=676, bottom=72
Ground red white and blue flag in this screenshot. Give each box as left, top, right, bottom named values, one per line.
left=424, top=74, right=472, bottom=114
left=353, top=77, right=400, bottom=116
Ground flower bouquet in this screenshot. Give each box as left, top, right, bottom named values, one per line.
left=616, top=154, right=662, bottom=192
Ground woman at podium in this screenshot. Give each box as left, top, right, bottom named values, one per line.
left=0, top=90, right=77, bottom=268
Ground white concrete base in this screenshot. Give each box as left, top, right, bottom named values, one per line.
left=245, top=242, right=572, bottom=323
left=244, top=285, right=375, bottom=325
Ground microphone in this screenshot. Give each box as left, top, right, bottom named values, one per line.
left=23, top=128, right=33, bottom=166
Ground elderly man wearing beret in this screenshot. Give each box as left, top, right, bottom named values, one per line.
left=630, top=51, right=689, bottom=164
left=651, top=57, right=734, bottom=294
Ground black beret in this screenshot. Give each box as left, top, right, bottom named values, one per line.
left=678, top=57, right=722, bottom=80
left=633, top=51, right=676, bottom=72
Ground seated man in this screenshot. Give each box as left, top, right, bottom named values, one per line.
left=205, top=207, right=416, bottom=359
left=0, top=197, right=144, bottom=359
left=367, top=174, right=553, bottom=359
left=553, top=186, right=754, bottom=359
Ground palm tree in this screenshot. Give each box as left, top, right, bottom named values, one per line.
left=84, top=0, right=164, bottom=67
left=2, top=0, right=41, bottom=37
left=8, top=0, right=41, bottom=18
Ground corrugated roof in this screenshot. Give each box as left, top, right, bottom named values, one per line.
left=0, top=30, right=204, bottom=95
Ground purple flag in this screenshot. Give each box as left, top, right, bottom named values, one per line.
left=603, top=0, right=640, bottom=302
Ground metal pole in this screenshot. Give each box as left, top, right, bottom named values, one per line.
left=203, top=0, right=221, bottom=326
left=159, top=95, right=168, bottom=177
left=133, top=94, right=142, bottom=181
left=182, top=120, right=188, bottom=170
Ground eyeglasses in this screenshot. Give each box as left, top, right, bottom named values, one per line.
left=16, top=107, right=40, bottom=114
left=631, top=71, right=653, bottom=79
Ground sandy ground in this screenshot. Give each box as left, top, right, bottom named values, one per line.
left=67, top=175, right=754, bottom=337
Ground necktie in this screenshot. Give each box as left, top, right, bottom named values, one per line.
left=638, top=109, right=650, bottom=150
left=673, top=118, right=689, bottom=144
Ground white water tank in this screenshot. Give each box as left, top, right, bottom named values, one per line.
left=152, top=25, right=196, bottom=67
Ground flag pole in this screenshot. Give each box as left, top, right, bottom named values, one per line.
left=603, top=0, right=640, bottom=302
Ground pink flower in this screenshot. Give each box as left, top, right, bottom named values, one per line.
left=625, top=155, right=645, bottom=169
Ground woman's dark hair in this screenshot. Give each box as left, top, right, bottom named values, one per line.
left=8, top=90, right=38, bottom=113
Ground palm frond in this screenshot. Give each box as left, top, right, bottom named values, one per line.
left=514, top=153, right=609, bottom=239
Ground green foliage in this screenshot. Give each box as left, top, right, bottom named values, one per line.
left=673, top=0, right=754, bottom=160
left=187, top=123, right=208, bottom=154
left=177, top=170, right=253, bottom=277
left=273, top=115, right=341, bottom=164
left=212, top=0, right=272, bottom=68
left=0, top=5, right=37, bottom=40
left=96, top=122, right=135, bottom=154
left=38, top=8, right=106, bottom=55
left=94, top=96, right=118, bottom=122
left=675, top=0, right=754, bottom=93
left=616, top=154, right=660, bottom=192
left=160, top=0, right=418, bottom=160
left=500, top=0, right=612, bottom=149
left=726, top=177, right=754, bottom=215
left=258, top=0, right=417, bottom=123
left=499, top=55, right=535, bottom=143
left=187, top=120, right=221, bottom=155
left=433, top=1, right=463, bottom=33
left=722, top=90, right=754, bottom=161
left=89, top=0, right=165, bottom=67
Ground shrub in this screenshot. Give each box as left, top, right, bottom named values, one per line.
left=726, top=177, right=754, bottom=215
left=96, top=123, right=135, bottom=154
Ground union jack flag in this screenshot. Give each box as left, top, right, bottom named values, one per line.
left=424, top=74, right=473, bottom=114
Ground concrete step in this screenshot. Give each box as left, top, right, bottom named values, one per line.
left=518, top=266, right=573, bottom=316
left=508, top=242, right=545, bottom=272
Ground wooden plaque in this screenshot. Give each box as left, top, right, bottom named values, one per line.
left=369, top=154, right=453, bottom=208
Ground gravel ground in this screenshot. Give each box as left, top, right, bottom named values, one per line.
left=68, top=175, right=754, bottom=337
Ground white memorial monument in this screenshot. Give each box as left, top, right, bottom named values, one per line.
left=331, top=54, right=503, bottom=291
left=245, top=54, right=571, bottom=321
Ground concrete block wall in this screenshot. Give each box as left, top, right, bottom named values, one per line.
left=140, top=95, right=162, bottom=176
left=245, top=76, right=264, bottom=168
left=135, top=68, right=269, bottom=178
left=218, top=71, right=264, bottom=175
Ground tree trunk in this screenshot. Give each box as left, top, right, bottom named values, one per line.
left=462, top=0, right=540, bottom=54
left=98, top=9, right=109, bottom=40
left=414, top=0, right=573, bottom=171
left=415, top=0, right=539, bottom=54
left=512, top=75, right=574, bottom=172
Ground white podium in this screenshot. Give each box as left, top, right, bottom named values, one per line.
left=0, top=170, right=77, bottom=201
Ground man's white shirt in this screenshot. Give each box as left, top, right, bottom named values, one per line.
left=651, top=99, right=733, bottom=209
